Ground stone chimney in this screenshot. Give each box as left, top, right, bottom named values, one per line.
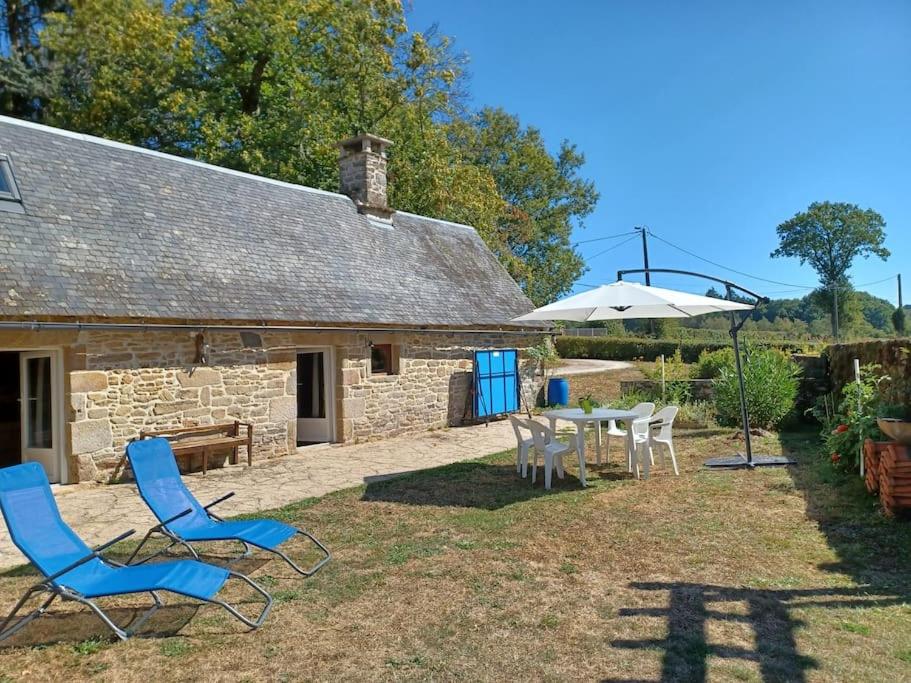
left=338, top=133, right=394, bottom=219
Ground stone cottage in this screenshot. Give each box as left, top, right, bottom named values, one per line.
left=0, top=117, right=546, bottom=483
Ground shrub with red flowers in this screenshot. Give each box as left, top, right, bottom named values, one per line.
left=815, top=364, right=889, bottom=472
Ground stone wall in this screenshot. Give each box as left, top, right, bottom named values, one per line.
left=1, top=327, right=546, bottom=482
left=68, top=329, right=301, bottom=482
left=336, top=332, right=543, bottom=442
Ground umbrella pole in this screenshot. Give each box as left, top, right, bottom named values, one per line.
left=730, top=312, right=753, bottom=465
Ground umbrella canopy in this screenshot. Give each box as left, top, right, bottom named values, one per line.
left=512, top=280, right=754, bottom=322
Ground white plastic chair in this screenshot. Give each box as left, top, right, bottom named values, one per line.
left=603, top=402, right=655, bottom=462
left=649, top=406, right=680, bottom=475
left=629, top=417, right=653, bottom=479
left=526, top=421, right=570, bottom=490
left=509, top=414, right=534, bottom=478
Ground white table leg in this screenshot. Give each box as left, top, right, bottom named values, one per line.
left=626, top=427, right=636, bottom=476
left=594, top=420, right=602, bottom=465
left=575, top=423, right=587, bottom=487
left=548, top=416, right=557, bottom=433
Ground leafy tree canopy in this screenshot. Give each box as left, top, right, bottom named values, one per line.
left=771, top=201, right=889, bottom=336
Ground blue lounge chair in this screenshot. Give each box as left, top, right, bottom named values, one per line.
left=125, top=438, right=330, bottom=576
left=0, top=463, right=272, bottom=641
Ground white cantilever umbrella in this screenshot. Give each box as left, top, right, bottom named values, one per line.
left=512, top=280, right=754, bottom=321
left=514, top=276, right=794, bottom=470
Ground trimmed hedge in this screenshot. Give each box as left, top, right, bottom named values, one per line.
left=825, top=340, right=911, bottom=405
left=556, top=336, right=811, bottom=364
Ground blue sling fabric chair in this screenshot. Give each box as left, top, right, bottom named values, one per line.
left=0, top=463, right=272, bottom=641
left=125, top=438, right=330, bottom=576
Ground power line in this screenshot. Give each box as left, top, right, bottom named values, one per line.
left=853, top=275, right=896, bottom=288
left=586, top=234, right=640, bottom=261
left=646, top=229, right=818, bottom=289
left=574, top=230, right=638, bottom=246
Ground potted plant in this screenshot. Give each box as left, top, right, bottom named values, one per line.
left=578, top=393, right=600, bottom=414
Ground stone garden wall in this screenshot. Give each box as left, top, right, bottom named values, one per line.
left=37, top=328, right=545, bottom=482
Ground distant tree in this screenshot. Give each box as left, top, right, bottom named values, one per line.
left=651, top=317, right=679, bottom=338
left=771, top=201, right=889, bottom=337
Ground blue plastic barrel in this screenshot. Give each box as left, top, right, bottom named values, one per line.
left=547, top=377, right=569, bottom=406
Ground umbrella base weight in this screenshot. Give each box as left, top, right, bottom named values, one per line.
left=704, top=454, right=797, bottom=469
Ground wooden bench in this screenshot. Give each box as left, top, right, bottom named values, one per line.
left=138, top=422, right=253, bottom=475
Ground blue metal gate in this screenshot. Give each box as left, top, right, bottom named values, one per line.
left=473, top=349, right=519, bottom=418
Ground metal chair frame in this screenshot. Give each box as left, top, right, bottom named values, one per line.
left=0, top=529, right=272, bottom=642
left=129, top=492, right=331, bottom=577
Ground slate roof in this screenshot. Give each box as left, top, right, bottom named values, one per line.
left=0, top=116, right=539, bottom=328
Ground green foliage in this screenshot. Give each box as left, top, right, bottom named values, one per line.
left=10, top=0, right=596, bottom=306
left=815, top=364, right=890, bottom=471
left=893, top=307, right=906, bottom=335
left=577, top=393, right=600, bottom=413
left=555, top=335, right=809, bottom=364
left=450, top=108, right=598, bottom=305
left=695, top=347, right=735, bottom=379
left=526, top=340, right=559, bottom=380
left=642, top=349, right=692, bottom=381
left=713, top=347, right=801, bottom=430
left=771, top=201, right=889, bottom=336
left=0, top=0, right=66, bottom=117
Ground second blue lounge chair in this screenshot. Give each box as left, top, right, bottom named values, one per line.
left=125, top=438, right=330, bottom=576
left=0, top=463, right=272, bottom=641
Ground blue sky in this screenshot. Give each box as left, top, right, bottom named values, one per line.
left=407, top=1, right=910, bottom=303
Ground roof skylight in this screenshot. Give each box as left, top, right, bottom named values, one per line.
left=0, top=154, right=23, bottom=213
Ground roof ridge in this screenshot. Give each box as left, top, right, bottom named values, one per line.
left=0, top=115, right=348, bottom=201
left=393, top=209, right=476, bottom=232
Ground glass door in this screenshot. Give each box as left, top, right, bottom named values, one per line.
left=20, top=351, right=60, bottom=482
left=297, top=349, right=334, bottom=444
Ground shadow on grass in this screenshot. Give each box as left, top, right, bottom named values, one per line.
left=0, top=546, right=276, bottom=647
left=778, top=429, right=911, bottom=588
left=361, top=457, right=600, bottom=510
left=0, top=604, right=201, bottom=648
left=608, top=428, right=911, bottom=682
left=609, top=581, right=907, bottom=683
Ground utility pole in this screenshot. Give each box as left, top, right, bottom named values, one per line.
left=899, top=273, right=904, bottom=309
left=637, top=227, right=651, bottom=286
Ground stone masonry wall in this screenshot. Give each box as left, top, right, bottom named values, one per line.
left=68, top=329, right=301, bottom=482
left=336, top=332, right=544, bottom=443
left=57, top=328, right=545, bottom=482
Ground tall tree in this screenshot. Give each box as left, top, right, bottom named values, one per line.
left=0, top=0, right=67, bottom=117
left=450, top=108, right=599, bottom=305
left=771, top=201, right=889, bottom=337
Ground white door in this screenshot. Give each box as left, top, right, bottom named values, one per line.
left=20, top=351, right=61, bottom=482
left=296, top=350, right=334, bottom=444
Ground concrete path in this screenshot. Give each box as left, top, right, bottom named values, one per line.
left=551, top=359, right=633, bottom=376
left=0, top=420, right=521, bottom=570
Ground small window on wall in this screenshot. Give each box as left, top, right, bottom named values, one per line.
left=370, top=344, right=398, bottom=375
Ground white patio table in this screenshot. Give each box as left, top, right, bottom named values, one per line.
left=543, top=407, right=641, bottom=486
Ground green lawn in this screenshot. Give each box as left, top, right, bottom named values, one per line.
left=0, top=427, right=910, bottom=681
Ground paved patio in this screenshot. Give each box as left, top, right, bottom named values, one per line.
left=0, top=420, right=521, bottom=570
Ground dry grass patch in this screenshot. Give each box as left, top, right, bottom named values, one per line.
left=1, top=428, right=910, bottom=681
